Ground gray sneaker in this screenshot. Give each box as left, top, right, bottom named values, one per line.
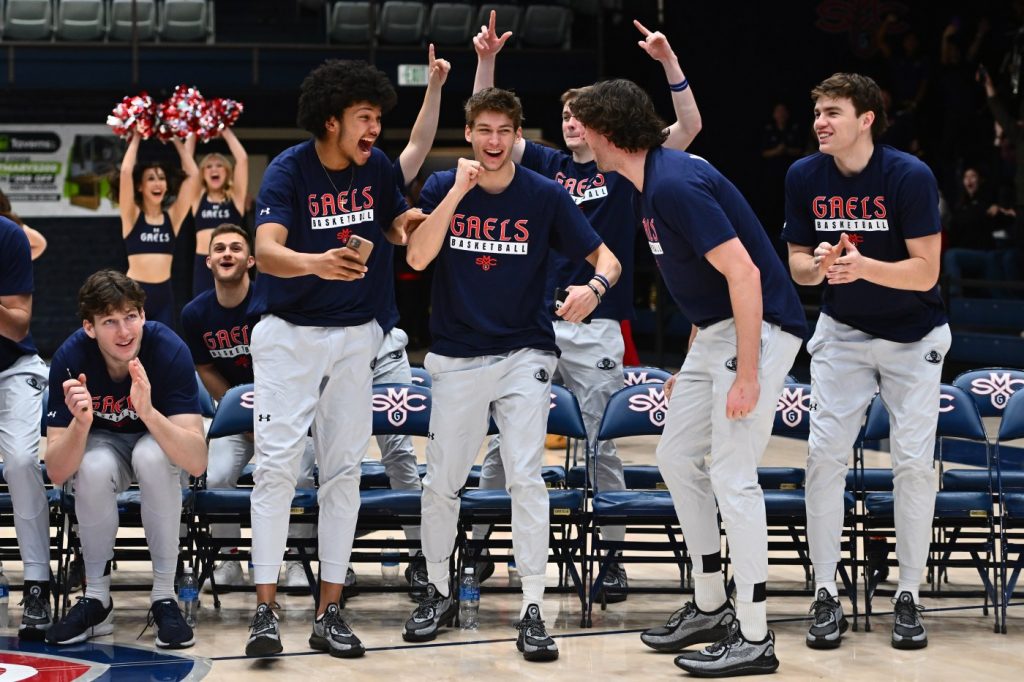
left=674, top=619, right=779, bottom=677
left=18, top=582, right=52, bottom=641
left=891, top=591, right=927, bottom=650
left=641, top=600, right=736, bottom=652
left=309, top=602, right=365, bottom=658
left=515, top=603, right=558, bottom=662
left=245, top=603, right=282, bottom=657
left=402, top=583, right=457, bottom=642
left=806, top=588, right=847, bottom=649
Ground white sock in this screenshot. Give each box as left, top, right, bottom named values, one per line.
left=85, top=575, right=111, bottom=607
left=427, top=560, right=449, bottom=597
left=693, top=572, right=727, bottom=612
left=815, top=581, right=839, bottom=598
left=735, top=600, right=768, bottom=641
left=520, top=574, right=545, bottom=618
left=151, top=569, right=176, bottom=603
left=896, top=581, right=920, bottom=603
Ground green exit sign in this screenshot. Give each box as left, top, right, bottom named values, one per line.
left=397, top=64, right=429, bottom=87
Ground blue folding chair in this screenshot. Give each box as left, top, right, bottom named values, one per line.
left=409, top=365, right=432, bottom=388
left=622, top=365, right=672, bottom=386
left=994, top=388, right=1024, bottom=632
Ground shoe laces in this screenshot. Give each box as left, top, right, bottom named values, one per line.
left=413, top=588, right=447, bottom=619
left=515, top=613, right=550, bottom=640
left=321, top=605, right=353, bottom=636
left=138, top=600, right=182, bottom=641
left=19, top=586, right=48, bottom=613
left=809, top=594, right=839, bottom=625
left=249, top=604, right=279, bottom=634
left=703, top=620, right=742, bottom=655
left=892, top=596, right=924, bottom=627
left=667, top=601, right=698, bottom=626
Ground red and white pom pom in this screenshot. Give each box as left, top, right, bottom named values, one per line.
left=194, top=97, right=244, bottom=141
left=106, top=92, right=156, bottom=139
left=155, top=84, right=206, bottom=142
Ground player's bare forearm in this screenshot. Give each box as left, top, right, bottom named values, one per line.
left=788, top=245, right=825, bottom=286
left=408, top=191, right=465, bottom=270
left=585, top=244, right=622, bottom=288
left=196, top=364, right=231, bottom=403
left=400, top=85, right=443, bottom=185
left=0, top=294, right=31, bottom=342
left=44, top=424, right=90, bottom=486
left=707, top=238, right=762, bottom=379
left=851, top=254, right=939, bottom=291
left=474, top=55, right=496, bottom=93
left=140, top=411, right=208, bottom=477
left=254, top=224, right=316, bottom=277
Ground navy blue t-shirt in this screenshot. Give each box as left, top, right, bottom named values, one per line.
left=249, top=141, right=409, bottom=328
left=521, top=141, right=635, bottom=321
left=180, top=287, right=255, bottom=387
left=47, top=321, right=200, bottom=434
left=637, top=147, right=807, bottom=338
left=418, top=164, right=603, bottom=357
left=782, top=145, right=946, bottom=342
left=0, top=217, right=37, bottom=372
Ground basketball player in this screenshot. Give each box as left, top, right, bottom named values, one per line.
left=44, top=270, right=206, bottom=649
left=242, top=60, right=421, bottom=659
left=783, top=73, right=947, bottom=650
left=400, top=87, right=620, bottom=662
left=469, top=13, right=702, bottom=600
left=573, top=80, right=806, bottom=677
left=0, top=216, right=51, bottom=639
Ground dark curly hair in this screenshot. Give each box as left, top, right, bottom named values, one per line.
left=78, top=269, right=146, bottom=322
left=464, top=87, right=524, bottom=130
left=570, top=79, right=668, bottom=152
left=297, top=60, right=397, bottom=138
left=811, top=73, right=889, bottom=140
left=107, top=161, right=185, bottom=208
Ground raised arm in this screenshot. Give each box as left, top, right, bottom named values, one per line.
left=407, top=161, right=479, bottom=270
left=119, top=133, right=142, bottom=236
left=221, top=127, right=249, bottom=214
left=21, top=224, right=47, bottom=260
left=169, top=137, right=201, bottom=232
left=634, top=20, right=702, bottom=151
left=472, top=10, right=512, bottom=94
left=398, top=44, right=451, bottom=186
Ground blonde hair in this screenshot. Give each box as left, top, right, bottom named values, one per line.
left=199, top=152, right=235, bottom=200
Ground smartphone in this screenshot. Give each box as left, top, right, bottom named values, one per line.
left=553, top=287, right=591, bottom=323
left=345, top=234, right=374, bottom=264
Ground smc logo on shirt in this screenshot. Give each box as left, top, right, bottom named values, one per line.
left=811, top=195, right=889, bottom=232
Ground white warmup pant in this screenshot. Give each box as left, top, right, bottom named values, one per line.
left=806, top=314, right=951, bottom=587
left=205, top=435, right=316, bottom=544
left=73, top=431, right=183, bottom=600
left=479, top=319, right=627, bottom=540
left=421, top=348, right=557, bottom=582
left=657, top=320, right=801, bottom=602
left=0, top=355, right=50, bottom=581
left=250, top=315, right=381, bottom=585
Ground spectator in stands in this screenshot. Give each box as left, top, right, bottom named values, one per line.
left=0, top=189, right=47, bottom=259
left=875, top=15, right=929, bottom=113
left=0, top=216, right=51, bottom=640
left=943, top=166, right=1010, bottom=296
left=981, top=66, right=1024, bottom=281
left=759, top=102, right=804, bottom=247
left=112, top=133, right=200, bottom=329
left=44, top=270, right=206, bottom=649
left=185, top=127, right=249, bottom=298
left=877, top=87, right=922, bottom=156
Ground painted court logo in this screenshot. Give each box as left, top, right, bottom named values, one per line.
left=372, top=387, right=427, bottom=427
left=776, top=386, right=811, bottom=428
left=970, top=372, right=1024, bottom=409
left=628, top=386, right=669, bottom=427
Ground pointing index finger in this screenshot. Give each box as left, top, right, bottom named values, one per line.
left=428, top=42, right=435, bottom=64
left=633, top=19, right=652, bottom=36
left=489, top=9, right=497, bottom=34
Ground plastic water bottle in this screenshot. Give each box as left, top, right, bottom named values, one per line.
left=459, top=567, right=480, bottom=630
left=507, top=558, right=521, bottom=588
left=381, top=536, right=400, bottom=586
left=0, top=564, right=9, bottom=629
left=178, top=566, right=199, bottom=628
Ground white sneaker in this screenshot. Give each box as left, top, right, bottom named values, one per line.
left=204, top=560, right=246, bottom=593
left=285, top=562, right=310, bottom=591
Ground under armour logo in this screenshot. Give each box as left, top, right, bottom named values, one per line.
left=970, top=372, right=1024, bottom=409
left=426, top=431, right=435, bottom=440
left=628, top=386, right=669, bottom=427
left=257, top=414, right=271, bottom=422
left=47, top=411, right=57, bottom=418
left=534, top=369, right=549, bottom=382
left=372, top=387, right=427, bottom=427
left=597, top=358, right=616, bottom=371
left=924, top=350, right=943, bottom=365
left=624, top=370, right=665, bottom=386
left=776, top=386, right=812, bottom=428
left=259, top=207, right=270, bottom=216
left=724, top=357, right=738, bottom=372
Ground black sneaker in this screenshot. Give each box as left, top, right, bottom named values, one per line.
left=67, top=554, right=85, bottom=593
left=641, top=600, right=736, bottom=652
left=515, top=603, right=558, bottom=662
left=806, top=588, right=847, bottom=649
left=402, top=583, right=457, bottom=642
left=18, top=582, right=52, bottom=641
left=597, top=563, right=629, bottom=604
left=45, top=596, right=114, bottom=645
left=309, top=602, right=365, bottom=658
left=674, top=619, right=779, bottom=677
left=245, top=603, right=283, bottom=657
left=470, top=549, right=495, bottom=584
left=141, top=599, right=195, bottom=649
left=891, top=591, right=927, bottom=650
left=404, top=552, right=429, bottom=602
